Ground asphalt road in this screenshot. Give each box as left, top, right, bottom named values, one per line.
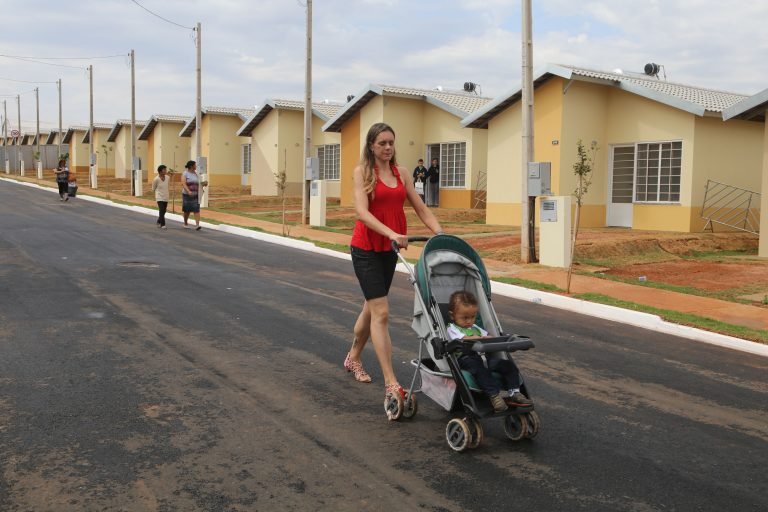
left=1, top=180, right=767, bottom=512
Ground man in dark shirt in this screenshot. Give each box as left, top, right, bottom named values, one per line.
left=413, top=158, right=427, bottom=202
left=426, top=157, right=440, bottom=206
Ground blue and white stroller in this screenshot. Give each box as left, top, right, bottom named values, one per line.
left=392, top=234, right=540, bottom=452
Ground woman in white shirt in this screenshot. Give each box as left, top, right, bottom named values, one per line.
left=151, top=164, right=170, bottom=229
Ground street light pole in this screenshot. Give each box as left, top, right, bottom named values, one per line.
left=16, top=94, right=21, bottom=174
left=89, top=65, right=95, bottom=188
left=130, top=49, right=137, bottom=195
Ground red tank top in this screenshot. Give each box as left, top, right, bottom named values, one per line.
left=350, top=164, right=408, bottom=252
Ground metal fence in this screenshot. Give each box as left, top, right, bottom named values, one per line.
left=700, top=179, right=761, bottom=234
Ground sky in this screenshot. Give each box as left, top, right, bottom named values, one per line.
left=1, top=0, right=766, bottom=132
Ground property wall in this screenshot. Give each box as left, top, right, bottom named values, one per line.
left=251, top=111, right=279, bottom=196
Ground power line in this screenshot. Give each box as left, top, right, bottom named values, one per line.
left=0, top=55, right=85, bottom=69
left=0, top=53, right=127, bottom=60
left=0, top=77, right=58, bottom=84
left=130, top=0, right=195, bottom=30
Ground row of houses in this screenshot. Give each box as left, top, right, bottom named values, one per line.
left=2, top=63, right=766, bottom=237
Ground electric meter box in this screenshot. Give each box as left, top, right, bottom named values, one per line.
left=527, top=162, right=552, bottom=196
left=305, top=157, right=319, bottom=180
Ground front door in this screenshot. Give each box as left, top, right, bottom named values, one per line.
left=606, top=145, right=634, bottom=227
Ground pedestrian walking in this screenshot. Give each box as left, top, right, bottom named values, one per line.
left=53, top=159, right=69, bottom=201
left=152, top=164, right=170, bottom=229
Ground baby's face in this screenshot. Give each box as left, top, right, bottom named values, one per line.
left=452, top=303, right=478, bottom=329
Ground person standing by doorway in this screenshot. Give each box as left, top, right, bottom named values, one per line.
left=181, top=160, right=202, bottom=230
left=426, top=157, right=440, bottom=207
left=412, top=158, right=427, bottom=203
left=152, top=164, right=170, bottom=229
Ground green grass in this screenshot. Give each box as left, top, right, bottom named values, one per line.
left=683, top=249, right=758, bottom=261
left=573, top=293, right=768, bottom=344
left=493, top=277, right=564, bottom=293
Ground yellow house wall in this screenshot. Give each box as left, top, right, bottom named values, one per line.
left=486, top=78, right=564, bottom=225
left=153, top=121, right=190, bottom=177
left=205, top=115, right=246, bottom=187
left=113, top=127, right=148, bottom=179
left=251, top=111, right=280, bottom=196
left=69, top=131, right=89, bottom=175
left=339, top=113, right=362, bottom=207
left=92, top=128, right=114, bottom=177
left=760, top=122, right=768, bottom=257
left=275, top=109, right=306, bottom=196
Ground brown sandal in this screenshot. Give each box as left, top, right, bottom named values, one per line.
left=344, top=352, right=371, bottom=383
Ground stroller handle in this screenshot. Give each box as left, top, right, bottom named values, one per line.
left=438, top=335, right=535, bottom=358
left=391, top=236, right=431, bottom=252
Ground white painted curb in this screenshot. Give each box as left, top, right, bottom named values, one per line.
left=5, top=177, right=767, bottom=358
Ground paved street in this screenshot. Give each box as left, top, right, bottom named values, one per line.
left=1, top=180, right=766, bottom=511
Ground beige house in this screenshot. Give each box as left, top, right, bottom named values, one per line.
left=82, top=123, right=116, bottom=177
left=62, top=126, right=90, bottom=175
left=179, top=106, right=255, bottom=187
left=236, top=99, right=343, bottom=196
left=724, top=89, right=768, bottom=256
left=138, top=114, right=191, bottom=178
left=322, top=84, right=492, bottom=208
left=106, top=120, right=148, bottom=179
left=462, top=64, right=762, bottom=232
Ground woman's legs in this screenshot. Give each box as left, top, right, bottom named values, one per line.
left=183, top=210, right=190, bottom=225
left=364, top=296, right=398, bottom=386
left=350, top=301, right=371, bottom=359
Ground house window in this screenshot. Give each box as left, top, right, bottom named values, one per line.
left=635, top=141, right=681, bottom=203
left=241, top=144, right=251, bottom=174
left=317, top=143, right=340, bottom=180
left=427, top=142, right=466, bottom=188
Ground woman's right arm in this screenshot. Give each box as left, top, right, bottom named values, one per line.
left=352, top=165, right=407, bottom=248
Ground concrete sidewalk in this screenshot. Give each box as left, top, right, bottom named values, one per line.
left=6, top=175, right=768, bottom=337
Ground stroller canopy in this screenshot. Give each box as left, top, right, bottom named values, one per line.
left=415, top=234, right=492, bottom=308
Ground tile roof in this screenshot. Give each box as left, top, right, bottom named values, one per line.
left=179, top=106, right=257, bottom=137
left=463, top=63, right=750, bottom=129
left=138, top=114, right=192, bottom=140
left=107, top=119, right=148, bottom=142
left=723, top=87, right=768, bottom=122
left=237, top=99, right=344, bottom=136
left=323, top=84, right=492, bottom=132
left=82, top=123, right=118, bottom=143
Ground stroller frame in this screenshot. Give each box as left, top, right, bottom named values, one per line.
left=394, top=235, right=540, bottom=451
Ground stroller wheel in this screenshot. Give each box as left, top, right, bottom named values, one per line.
left=446, top=418, right=471, bottom=452
left=503, top=413, right=529, bottom=442
left=467, top=417, right=483, bottom=449
left=402, top=392, right=418, bottom=419
left=523, top=410, right=540, bottom=439
left=384, top=390, right=404, bottom=421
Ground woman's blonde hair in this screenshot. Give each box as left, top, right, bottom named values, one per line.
left=359, top=122, right=397, bottom=197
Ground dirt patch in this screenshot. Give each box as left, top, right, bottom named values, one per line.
left=604, top=260, right=768, bottom=293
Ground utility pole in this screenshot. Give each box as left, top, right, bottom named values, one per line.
left=2, top=100, right=6, bottom=170
left=16, top=94, right=21, bottom=174
left=521, top=0, right=535, bottom=263
left=195, top=22, right=202, bottom=163
left=301, top=0, right=312, bottom=225
left=89, top=65, right=95, bottom=188
left=57, top=78, right=62, bottom=159
left=35, top=87, right=39, bottom=159
left=130, top=49, right=137, bottom=194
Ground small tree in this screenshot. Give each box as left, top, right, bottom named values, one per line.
left=566, top=139, right=598, bottom=293
left=273, top=148, right=289, bottom=236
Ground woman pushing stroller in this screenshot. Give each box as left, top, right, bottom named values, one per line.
left=345, top=122, right=444, bottom=420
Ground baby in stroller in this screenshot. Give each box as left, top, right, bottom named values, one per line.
left=447, top=290, right=533, bottom=412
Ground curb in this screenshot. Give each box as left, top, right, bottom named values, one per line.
left=4, top=177, right=767, bottom=359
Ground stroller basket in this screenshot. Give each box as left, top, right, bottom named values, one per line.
left=411, top=358, right=456, bottom=411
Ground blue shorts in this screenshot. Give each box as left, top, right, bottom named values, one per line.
left=351, top=246, right=398, bottom=300
left=182, top=194, right=200, bottom=213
